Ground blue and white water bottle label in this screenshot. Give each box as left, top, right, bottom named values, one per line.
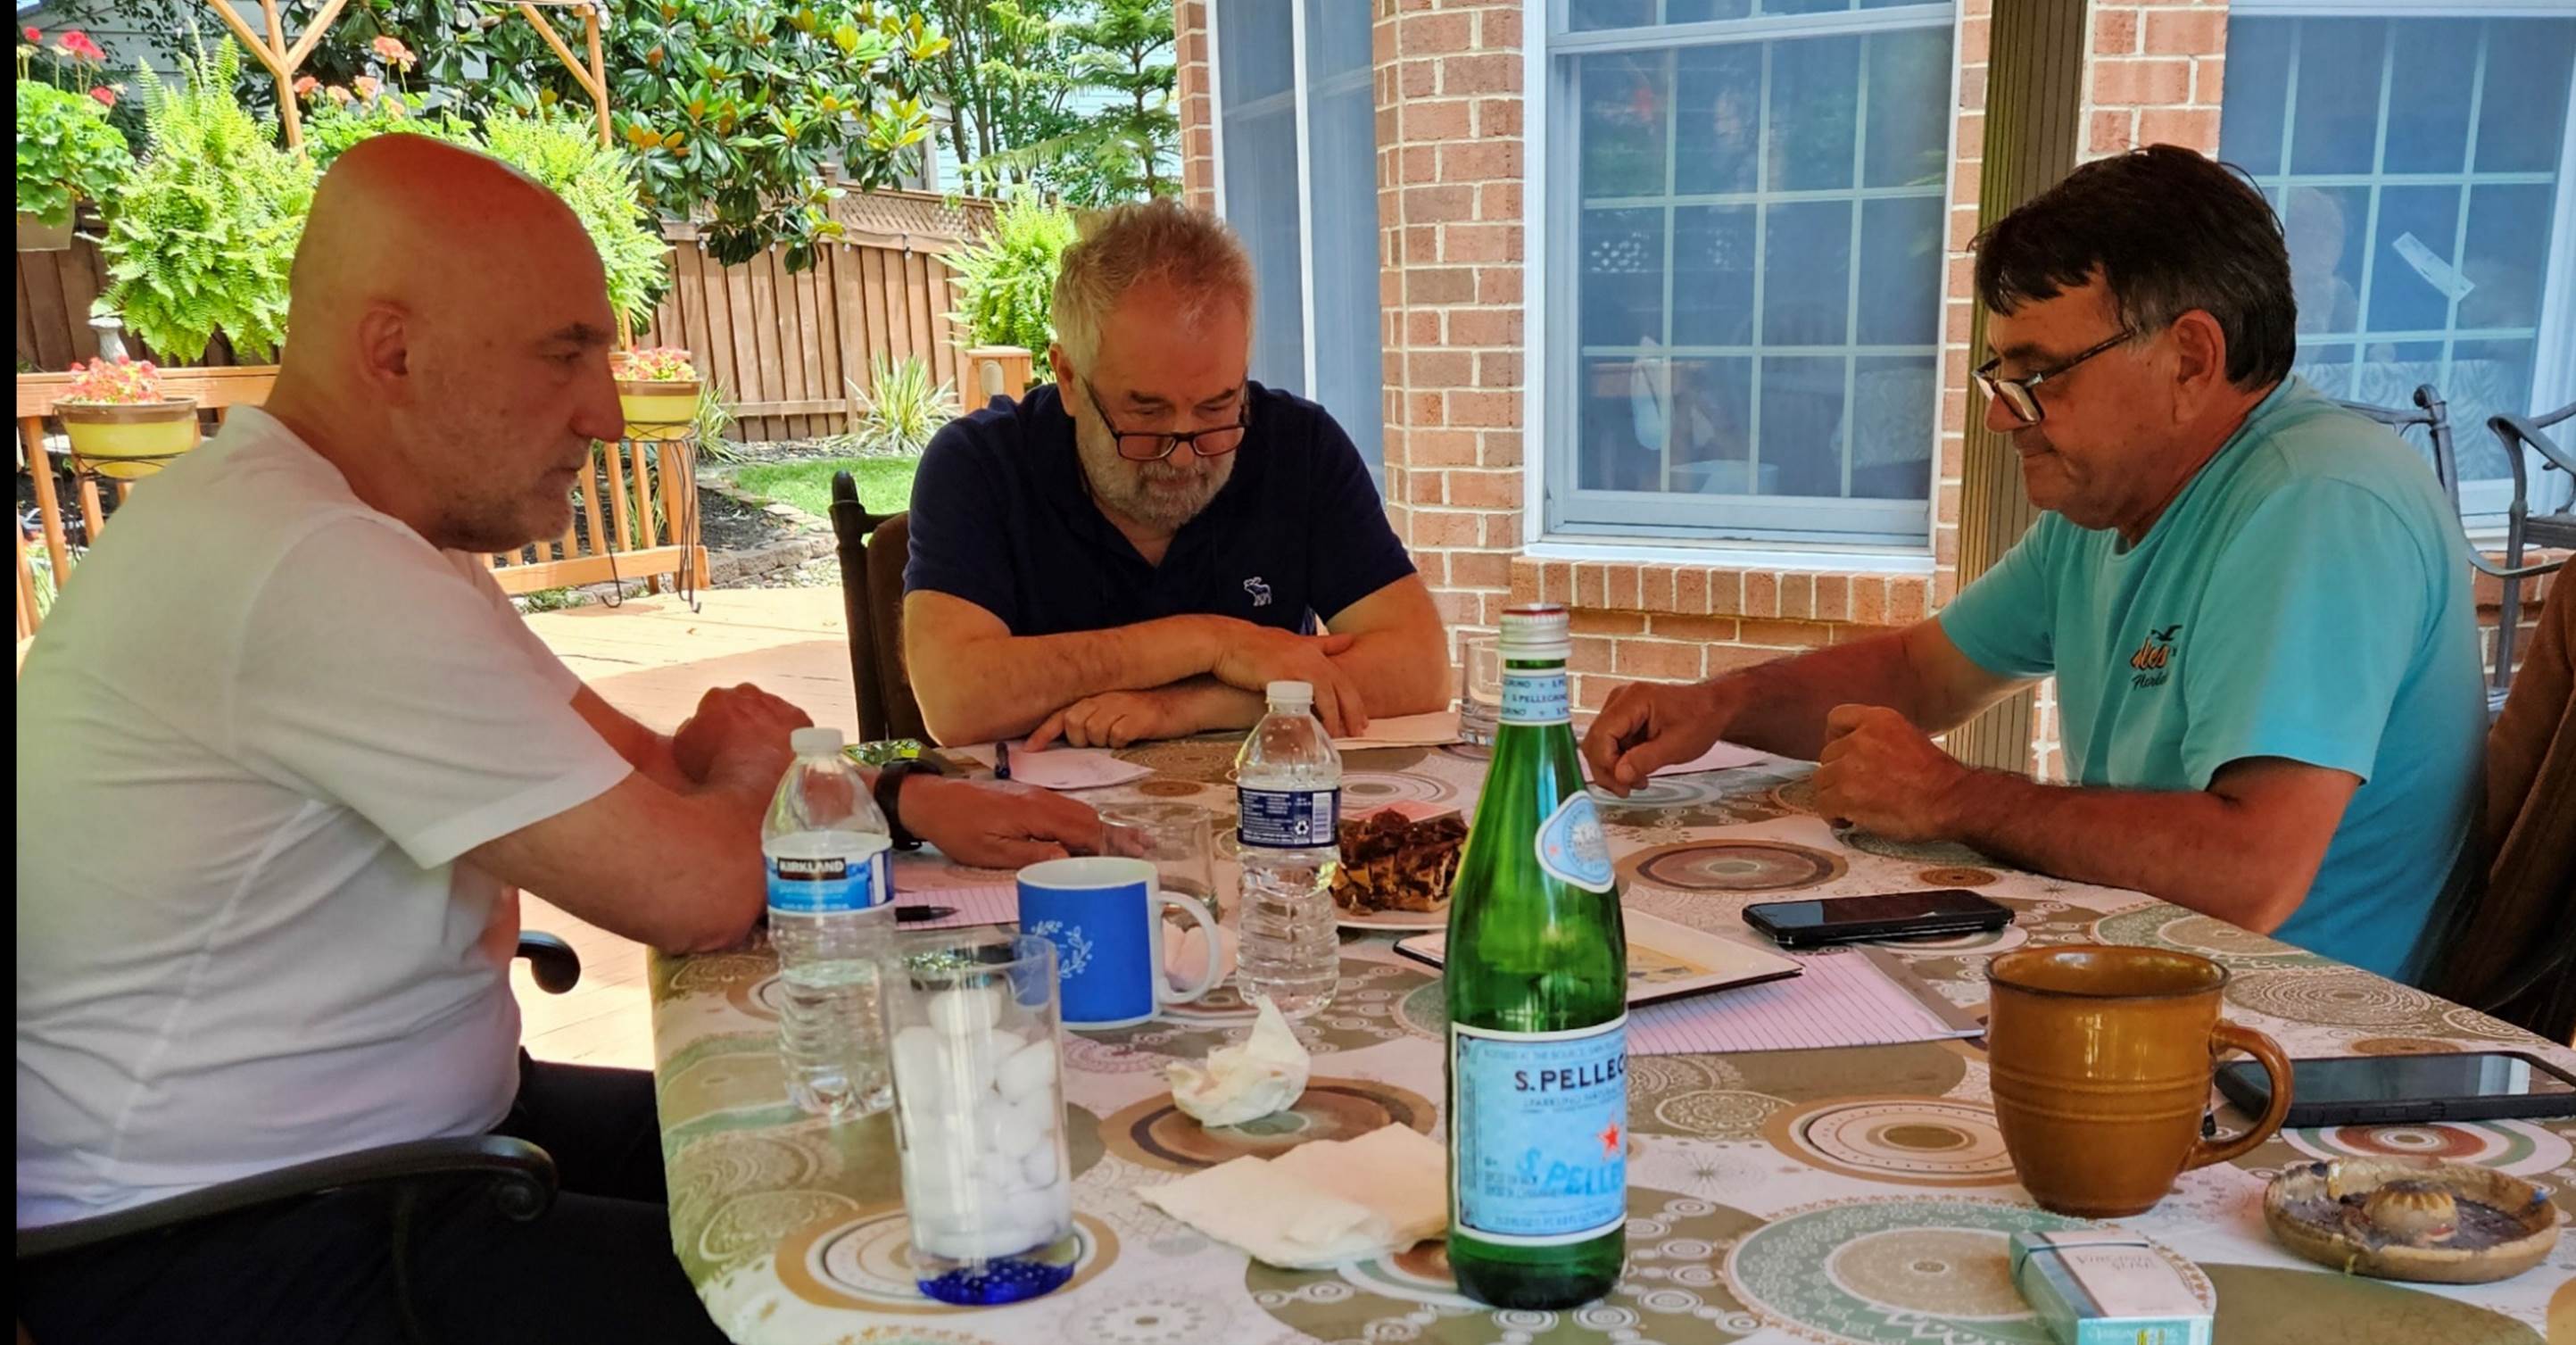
left=1450, top=1017, right=1629, bottom=1243
left=1238, top=787, right=1338, bottom=849
left=765, top=840, right=893, bottom=914
left=1535, top=793, right=1616, bottom=893
left=1500, top=668, right=1570, bottom=725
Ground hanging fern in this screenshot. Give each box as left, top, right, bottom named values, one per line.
left=97, top=40, right=314, bottom=365
left=479, top=109, right=669, bottom=332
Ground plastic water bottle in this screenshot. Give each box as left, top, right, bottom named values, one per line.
left=1234, top=680, right=1343, bottom=1017
left=766, top=726, right=896, bottom=1119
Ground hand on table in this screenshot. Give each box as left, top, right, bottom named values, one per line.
left=1209, top=623, right=1367, bottom=737
left=1025, top=689, right=1189, bottom=751
left=1812, top=703, right=1970, bottom=842
left=1582, top=678, right=1738, bottom=796
left=898, top=776, right=1147, bottom=868
left=672, top=683, right=810, bottom=792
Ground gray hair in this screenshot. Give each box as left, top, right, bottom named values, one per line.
left=1050, top=199, right=1256, bottom=370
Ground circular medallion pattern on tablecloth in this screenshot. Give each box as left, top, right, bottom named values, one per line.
left=1340, top=769, right=1460, bottom=810
left=2090, top=904, right=2314, bottom=966
left=1832, top=826, right=1994, bottom=868
left=1654, top=1089, right=1793, bottom=1139
left=698, top=1188, right=865, bottom=1265
left=2441, top=1003, right=2546, bottom=1042
left=668, top=952, right=776, bottom=998
left=2282, top=1118, right=2571, bottom=1176
left=773, top=1203, right=1119, bottom=1313
left=1768, top=777, right=1820, bottom=816
left=2224, top=968, right=2446, bottom=1028
left=1132, top=777, right=1210, bottom=800
left=1618, top=838, right=1847, bottom=893
left=1099, top=1076, right=1437, bottom=1173
left=1917, top=867, right=2000, bottom=887
left=1762, top=1099, right=2017, bottom=1186
left=1726, top=1198, right=2212, bottom=1345
left=1594, top=770, right=1748, bottom=809
left=1113, top=737, right=1242, bottom=785
left=2348, top=1036, right=2463, bottom=1056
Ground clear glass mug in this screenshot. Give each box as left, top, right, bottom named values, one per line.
left=1458, top=635, right=1503, bottom=747
left=1101, top=801, right=1220, bottom=917
left=884, top=930, right=1078, bottom=1306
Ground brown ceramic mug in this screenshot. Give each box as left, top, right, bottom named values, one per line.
left=1985, top=944, right=2293, bottom=1217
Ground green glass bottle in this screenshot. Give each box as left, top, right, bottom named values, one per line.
left=1444, top=604, right=1628, bottom=1310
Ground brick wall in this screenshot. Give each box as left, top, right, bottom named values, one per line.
left=1174, top=0, right=1218, bottom=209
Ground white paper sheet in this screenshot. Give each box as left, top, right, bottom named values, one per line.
left=1330, top=709, right=1464, bottom=751
left=1579, top=737, right=1766, bottom=781
left=997, top=746, right=1156, bottom=792
left=1626, top=946, right=1982, bottom=1055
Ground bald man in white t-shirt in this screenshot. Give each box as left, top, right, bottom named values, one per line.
left=16, top=136, right=1113, bottom=1344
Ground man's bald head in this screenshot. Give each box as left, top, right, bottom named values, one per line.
left=267, top=134, right=627, bottom=553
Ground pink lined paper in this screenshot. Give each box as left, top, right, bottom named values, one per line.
left=897, top=884, right=1017, bottom=929
left=1628, top=948, right=1978, bottom=1055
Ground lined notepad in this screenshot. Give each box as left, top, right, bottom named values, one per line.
left=1627, top=947, right=1982, bottom=1055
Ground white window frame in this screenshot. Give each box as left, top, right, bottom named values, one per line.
left=1530, top=0, right=1961, bottom=552
left=2230, top=0, right=2576, bottom=521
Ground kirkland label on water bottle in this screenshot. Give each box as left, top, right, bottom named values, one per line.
left=1535, top=793, right=1616, bottom=893
left=1451, top=1017, right=1629, bottom=1243
left=1500, top=668, right=1570, bottom=725
left=1238, top=787, right=1339, bottom=848
left=765, top=840, right=893, bottom=914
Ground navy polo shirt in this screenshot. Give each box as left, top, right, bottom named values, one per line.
left=903, top=382, right=1414, bottom=636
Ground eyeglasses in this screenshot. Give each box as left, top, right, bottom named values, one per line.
left=1081, top=378, right=1248, bottom=461
left=1974, top=329, right=2133, bottom=426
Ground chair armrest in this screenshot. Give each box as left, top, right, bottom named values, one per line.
left=2493, top=411, right=2576, bottom=477
left=516, top=931, right=581, bottom=995
left=15, top=1135, right=558, bottom=1260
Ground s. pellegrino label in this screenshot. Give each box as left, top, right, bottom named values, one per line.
left=1450, top=1017, right=1630, bottom=1243
left=765, top=839, right=892, bottom=914
left=1238, top=787, right=1338, bottom=849
left=1500, top=668, right=1570, bottom=726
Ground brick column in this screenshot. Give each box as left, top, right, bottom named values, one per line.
left=1174, top=0, right=1219, bottom=211
left=2085, top=2, right=2228, bottom=157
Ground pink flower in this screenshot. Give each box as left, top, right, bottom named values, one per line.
left=324, top=84, right=353, bottom=105
left=352, top=74, right=380, bottom=100
left=369, top=35, right=415, bottom=69
left=294, top=74, right=320, bottom=98
left=23, top=26, right=40, bottom=42
left=56, top=30, right=104, bottom=63
left=88, top=86, right=116, bottom=108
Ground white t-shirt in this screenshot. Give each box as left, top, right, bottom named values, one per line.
left=16, top=408, right=632, bottom=1228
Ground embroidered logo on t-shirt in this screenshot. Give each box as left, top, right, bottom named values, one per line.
left=2128, top=624, right=2183, bottom=688
left=1244, top=577, right=1272, bottom=608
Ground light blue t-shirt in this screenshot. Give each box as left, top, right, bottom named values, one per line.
left=1938, top=378, right=2484, bottom=982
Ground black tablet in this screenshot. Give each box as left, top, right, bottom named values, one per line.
left=2216, top=1050, right=2576, bottom=1128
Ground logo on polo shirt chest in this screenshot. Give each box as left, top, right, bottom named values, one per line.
left=1244, top=577, right=1272, bottom=608
left=2128, top=624, right=2182, bottom=688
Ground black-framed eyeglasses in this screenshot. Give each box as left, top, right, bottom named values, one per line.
left=1974, top=330, right=2133, bottom=426
left=1081, top=378, right=1249, bottom=461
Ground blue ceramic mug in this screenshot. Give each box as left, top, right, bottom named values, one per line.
left=1015, top=857, right=1222, bottom=1030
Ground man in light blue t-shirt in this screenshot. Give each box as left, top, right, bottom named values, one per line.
left=1581, top=146, right=2483, bottom=984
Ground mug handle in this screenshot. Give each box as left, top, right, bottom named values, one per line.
left=2184, top=1018, right=2294, bottom=1171
left=1155, top=893, right=1222, bottom=1005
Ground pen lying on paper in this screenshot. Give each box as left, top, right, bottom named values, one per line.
left=995, top=740, right=1012, bottom=781
left=894, top=905, right=957, bottom=924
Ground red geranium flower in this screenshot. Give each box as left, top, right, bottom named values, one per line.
left=88, top=86, right=116, bottom=108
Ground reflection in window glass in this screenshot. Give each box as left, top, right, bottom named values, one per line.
left=2222, top=14, right=2576, bottom=485
left=1553, top=9, right=1952, bottom=543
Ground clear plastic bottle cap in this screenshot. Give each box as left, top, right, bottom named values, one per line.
left=790, top=726, right=847, bottom=757
left=1266, top=680, right=1314, bottom=708
left=1498, top=605, right=1573, bottom=660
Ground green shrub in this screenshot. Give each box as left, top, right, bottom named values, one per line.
left=302, top=89, right=476, bottom=171
left=841, top=354, right=957, bottom=457
left=98, top=40, right=312, bottom=363
left=481, top=109, right=670, bottom=331
left=948, top=194, right=1077, bottom=369
left=16, top=82, right=132, bottom=228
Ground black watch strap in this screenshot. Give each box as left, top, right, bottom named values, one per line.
left=874, top=757, right=948, bottom=851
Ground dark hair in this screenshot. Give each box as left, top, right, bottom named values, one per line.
left=1973, top=145, right=2295, bottom=390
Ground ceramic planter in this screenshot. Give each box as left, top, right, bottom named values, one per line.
left=617, top=378, right=700, bottom=442
left=18, top=212, right=74, bottom=252
left=58, top=396, right=200, bottom=479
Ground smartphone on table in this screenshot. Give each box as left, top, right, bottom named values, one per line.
left=1741, top=889, right=2014, bottom=949
left=2216, top=1050, right=2576, bottom=1127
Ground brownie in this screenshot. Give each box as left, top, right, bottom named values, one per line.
left=1330, top=809, right=1469, bottom=914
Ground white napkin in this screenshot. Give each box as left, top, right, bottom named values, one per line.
left=1002, top=746, right=1156, bottom=792
left=1166, top=996, right=1309, bottom=1126
left=1331, top=709, right=1464, bottom=751
left=1138, top=1124, right=1447, bottom=1269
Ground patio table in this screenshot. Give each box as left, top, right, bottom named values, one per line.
left=648, top=737, right=2576, bottom=1345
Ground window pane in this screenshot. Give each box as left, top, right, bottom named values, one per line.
left=1570, top=0, right=1656, bottom=32
left=1305, top=0, right=1372, bottom=79
left=1763, top=199, right=1852, bottom=347
left=1667, top=358, right=1758, bottom=494
left=2221, top=19, right=2292, bottom=177
left=1579, top=53, right=1669, bottom=198
left=1669, top=0, right=1755, bottom=19
left=1582, top=208, right=1669, bottom=346
left=1672, top=206, right=1756, bottom=348
left=1306, top=0, right=1384, bottom=474
left=2364, top=185, right=2465, bottom=336
left=1851, top=356, right=1935, bottom=500
left=1856, top=196, right=1942, bottom=345
left=1769, top=36, right=1862, bottom=191
left=2460, top=184, right=2553, bottom=331
left=1863, top=27, right=1951, bottom=188
left=2282, top=186, right=2368, bottom=336
left=2451, top=340, right=2537, bottom=479
left=2382, top=20, right=2480, bottom=175
left=1759, top=355, right=1849, bottom=498
left=1215, top=0, right=1293, bottom=104
left=1578, top=355, right=1664, bottom=491
left=2288, top=21, right=2385, bottom=176
left=1675, top=43, right=1762, bottom=195
left=2477, top=20, right=2576, bottom=174
left=1217, top=0, right=1302, bottom=396
left=1760, top=0, right=1854, bottom=15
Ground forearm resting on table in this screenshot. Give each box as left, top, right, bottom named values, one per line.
left=1718, top=625, right=2006, bottom=760
left=1136, top=632, right=1449, bottom=737
left=908, top=609, right=1226, bottom=745
left=468, top=772, right=771, bottom=954
left=1935, top=765, right=2344, bottom=934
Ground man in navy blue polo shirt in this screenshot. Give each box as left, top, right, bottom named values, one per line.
left=903, top=201, right=1448, bottom=748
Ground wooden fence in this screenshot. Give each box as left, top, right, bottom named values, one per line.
left=16, top=366, right=707, bottom=640
left=17, top=189, right=998, bottom=447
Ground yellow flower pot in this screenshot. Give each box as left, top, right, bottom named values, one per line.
left=18, top=212, right=75, bottom=252
left=58, top=397, right=200, bottom=480
left=617, top=378, right=700, bottom=442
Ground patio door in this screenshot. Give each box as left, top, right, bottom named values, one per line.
left=1208, top=0, right=1387, bottom=483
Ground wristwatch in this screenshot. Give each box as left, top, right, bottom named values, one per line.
left=874, top=756, right=949, bottom=851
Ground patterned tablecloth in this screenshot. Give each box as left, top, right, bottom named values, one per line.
left=650, top=740, right=2576, bottom=1345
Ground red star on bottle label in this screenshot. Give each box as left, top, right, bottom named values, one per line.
left=1599, top=1120, right=1622, bottom=1158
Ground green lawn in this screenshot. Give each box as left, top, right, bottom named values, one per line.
left=725, top=456, right=921, bottom=519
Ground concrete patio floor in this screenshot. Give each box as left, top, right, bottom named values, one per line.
left=510, top=585, right=855, bottom=1069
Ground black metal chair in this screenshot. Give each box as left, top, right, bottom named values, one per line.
left=829, top=469, right=927, bottom=744
left=2335, top=385, right=2564, bottom=714
left=2485, top=403, right=2576, bottom=691
left=14, top=933, right=582, bottom=1264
